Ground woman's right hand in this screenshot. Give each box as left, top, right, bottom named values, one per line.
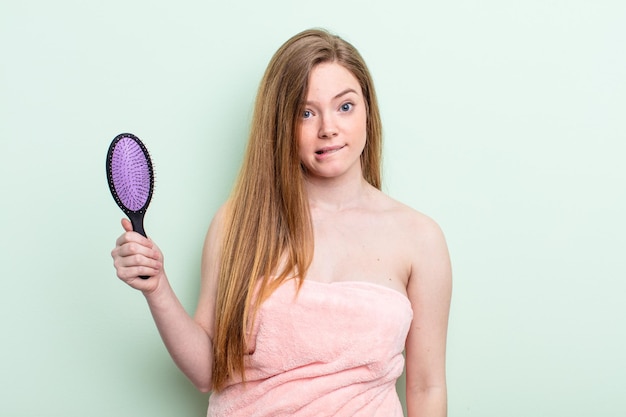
left=111, top=218, right=164, bottom=293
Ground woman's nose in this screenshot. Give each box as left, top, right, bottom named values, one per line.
left=318, top=114, right=338, bottom=138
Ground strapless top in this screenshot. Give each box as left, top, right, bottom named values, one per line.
left=207, top=279, right=413, bottom=417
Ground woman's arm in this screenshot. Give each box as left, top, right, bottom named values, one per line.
left=111, top=207, right=226, bottom=392
left=405, top=215, right=452, bottom=417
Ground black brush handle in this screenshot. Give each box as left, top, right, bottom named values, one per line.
left=128, top=211, right=146, bottom=237
left=128, top=211, right=149, bottom=279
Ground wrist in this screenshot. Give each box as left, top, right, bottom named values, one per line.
left=141, top=272, right=170, bottom=301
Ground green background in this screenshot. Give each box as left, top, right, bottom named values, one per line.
left=1, top=0, right=624, bottom=416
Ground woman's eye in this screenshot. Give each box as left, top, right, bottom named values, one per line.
left=340, top=103, right=353, bottom=112
left=303, top=110, right=312, bottom=119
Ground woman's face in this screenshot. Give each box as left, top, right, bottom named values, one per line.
left=298, top=62, right=367, bottom=181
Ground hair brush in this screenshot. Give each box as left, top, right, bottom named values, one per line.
left=106, top=133, right=155, bottom=278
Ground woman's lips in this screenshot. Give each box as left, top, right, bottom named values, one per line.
left=315, top=145, right=344, bottom=157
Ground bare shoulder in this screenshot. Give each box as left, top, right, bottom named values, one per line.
left=375, top=190, right=450, bottom=286
left=372, top=189, right=447, bottom=248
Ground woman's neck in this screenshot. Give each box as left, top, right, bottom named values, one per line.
left=303, top=172, right=372, bottom=212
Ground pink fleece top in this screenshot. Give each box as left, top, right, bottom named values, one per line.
left=207, top=279, right=413, bottom=417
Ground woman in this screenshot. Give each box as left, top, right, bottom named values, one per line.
left=112, top=28, right=452, bottom=417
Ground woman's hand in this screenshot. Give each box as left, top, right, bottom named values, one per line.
left=111, top=218, right=164, bottom=293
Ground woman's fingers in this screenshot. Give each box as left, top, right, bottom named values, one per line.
left=112, top=241, right=161, bottom=268
left=111, top=219, right=164, bottom=291
left=112, top=247, right=162, bottom=289
left=112, top=230, right=162, bottom=281
left=113, top=249, right=161, bottom=271
left=115, top=238, right=157, bottom=259
left=116, top=263, right=160, bottom=281
left=121, top=217, right=133, bottom=232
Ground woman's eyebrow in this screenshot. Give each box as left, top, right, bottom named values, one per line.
left=333, top=88, right=358, bottom=99
left=305, top=88, right=359, bottom=105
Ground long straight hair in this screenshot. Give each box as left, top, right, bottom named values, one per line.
left=212, top=28, right=383, bottom=390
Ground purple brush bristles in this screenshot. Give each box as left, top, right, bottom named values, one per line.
left=110, top=136, right=152, bottom=211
